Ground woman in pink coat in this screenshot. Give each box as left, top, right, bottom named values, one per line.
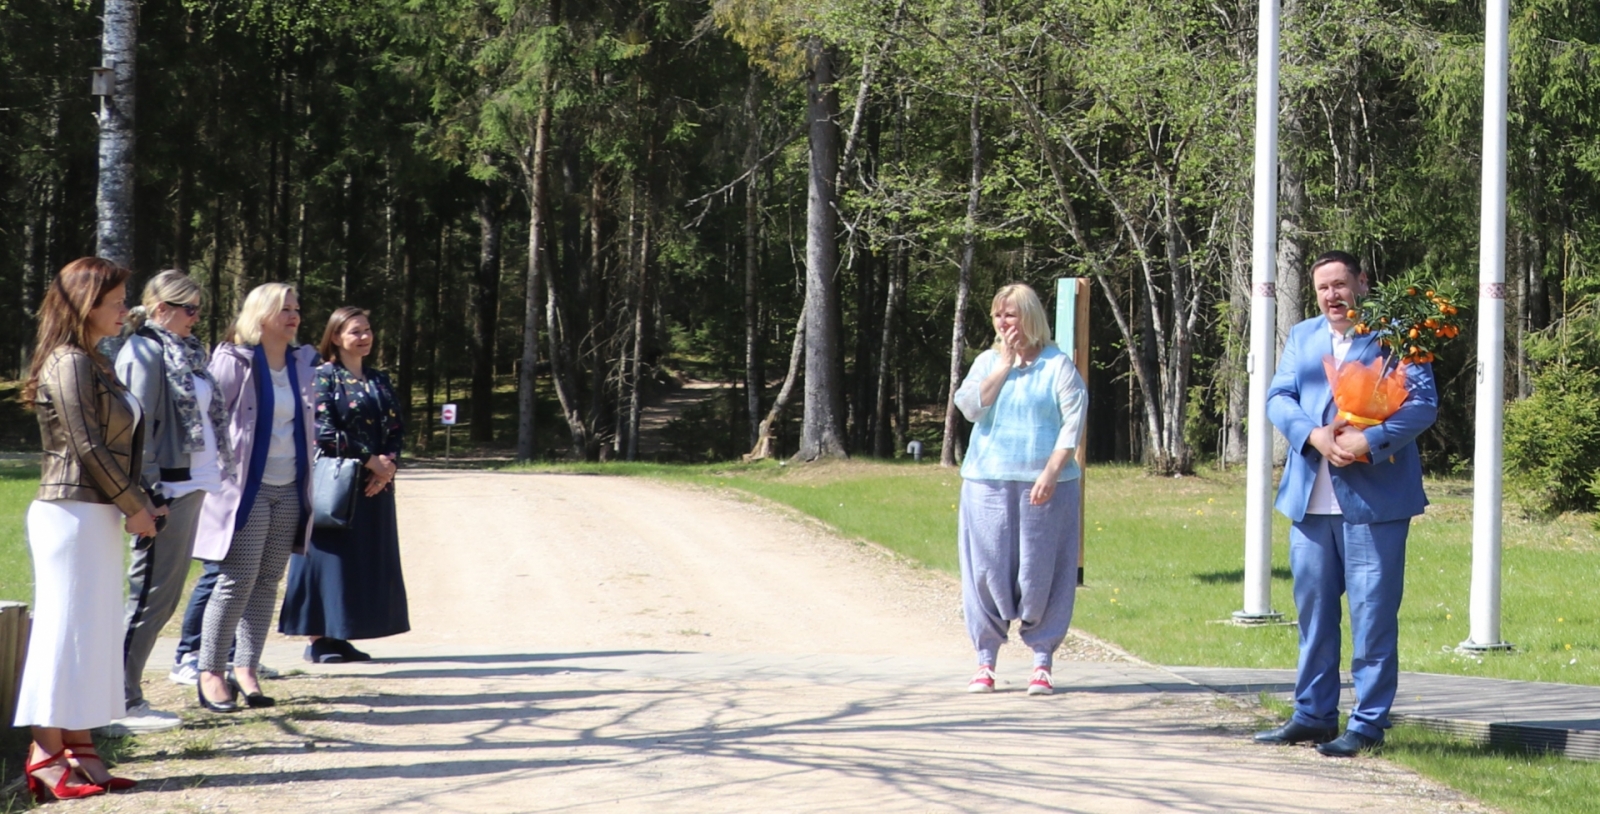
left=192, top=283, right=318, bottom=712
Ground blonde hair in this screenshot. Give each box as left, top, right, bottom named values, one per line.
left=990, top=283, right=1053, bottom=351
left=127, top=269, right=203, bottom=333
left=227, top=282, right=297, bottom=346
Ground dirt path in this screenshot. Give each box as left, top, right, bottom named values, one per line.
left=79, top=471, right=1490, bottom=813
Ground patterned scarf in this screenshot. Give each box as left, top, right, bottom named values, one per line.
left=152, top=325, right=235, bottom=478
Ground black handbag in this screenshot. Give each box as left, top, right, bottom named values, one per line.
left=311, top=442, right=362, bottom=530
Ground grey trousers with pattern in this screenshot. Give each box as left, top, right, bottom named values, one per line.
left=198, top=483, right=300, bottom=673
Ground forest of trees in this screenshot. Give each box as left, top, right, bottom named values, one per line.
left=3, top=0, right=1600, bottom=482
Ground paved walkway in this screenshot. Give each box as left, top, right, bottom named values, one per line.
left=1171, top=667, right=1600, bottom=761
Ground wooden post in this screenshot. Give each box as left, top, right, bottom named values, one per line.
left=0, top=602, right=31, bottom=727
left=1055, top=279, right=1091, bottom=585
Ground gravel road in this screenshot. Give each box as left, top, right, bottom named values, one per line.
left=67, top=470, right=1491, bottom=813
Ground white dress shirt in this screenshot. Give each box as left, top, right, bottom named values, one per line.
left=1306, top=327, right=1354, bottom=515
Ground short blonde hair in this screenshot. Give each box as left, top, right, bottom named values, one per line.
left=990, top=283, right=1053, bottom=351
left=227, top=282, right=297, bottom=346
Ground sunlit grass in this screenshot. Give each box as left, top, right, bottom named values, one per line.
left=0, top=460, right=38, bottom=603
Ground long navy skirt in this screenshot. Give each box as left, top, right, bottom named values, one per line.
left=279, top=486, right=410, bottom=640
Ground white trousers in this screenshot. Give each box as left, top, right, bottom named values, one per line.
left=14, top=500, right=125, bottom=729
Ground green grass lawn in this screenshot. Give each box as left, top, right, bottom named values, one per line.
left=0, top=460, right=38, bottom=604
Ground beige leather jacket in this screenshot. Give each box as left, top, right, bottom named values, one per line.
left=34, top=345, right=154, bottom=517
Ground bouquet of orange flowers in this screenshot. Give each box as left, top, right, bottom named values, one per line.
left=1326, top=276, right=1464, bottom=461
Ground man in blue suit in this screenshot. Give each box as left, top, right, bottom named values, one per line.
left=1254, top=251, right=1438, bottom=757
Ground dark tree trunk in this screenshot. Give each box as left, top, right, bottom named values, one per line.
left=207, top=196, right=226, bottom=346
left=471, top=184, right=502, bottom=443
left=341, top=172, right=360, bottom=302
left=173, top=163, right=193, bottom=271
left=397, top=205, right=419, bottom=432
left=797, top=40, right=848, bottom=461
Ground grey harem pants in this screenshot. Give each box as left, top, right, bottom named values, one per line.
left=957, top=478, right=1081, bottom=669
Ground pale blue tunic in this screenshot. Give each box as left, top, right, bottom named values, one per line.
left=954, top=345, right=1087, bottom=481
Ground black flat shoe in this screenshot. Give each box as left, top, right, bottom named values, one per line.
left=1253, top=720, right=1338, bottom=745
left=304, top=638, right=344, bottom=664
left=1316, top=730, right=1380, bottom=757
left=228, top=677, right=276, bottom=709
left=197, top=680, right=239, bottom=713
left=334, top=639, right=371, bottom=662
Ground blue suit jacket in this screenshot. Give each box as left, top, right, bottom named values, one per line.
left=1268, top=316, right=1437, bottom=524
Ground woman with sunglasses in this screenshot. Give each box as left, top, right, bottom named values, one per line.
left=107, top=270, right=229, bottom=734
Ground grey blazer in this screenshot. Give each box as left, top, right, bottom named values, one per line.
left=115, top=327, right=198, bottom=493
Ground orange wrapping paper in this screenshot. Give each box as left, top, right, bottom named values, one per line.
left=1322, top=356, right=1411, bottom=463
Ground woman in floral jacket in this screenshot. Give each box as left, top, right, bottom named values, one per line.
left=279, top=306, right=410, bottom=662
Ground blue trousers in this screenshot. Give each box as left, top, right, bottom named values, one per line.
left=1289, top=514, right=1409, bottom=741
left=174, top=560, right=221, bottom=663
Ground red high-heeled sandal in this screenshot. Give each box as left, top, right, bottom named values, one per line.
left=65, top=741, right=137, bottom=791
left=24, top=747, right=107, bottom=802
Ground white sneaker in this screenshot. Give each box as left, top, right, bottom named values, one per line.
left=1027, top=668, right=1054, bottom=696
left=168, top=656, right=199, bottom=686
left=99, top=701, right=182, bottom=736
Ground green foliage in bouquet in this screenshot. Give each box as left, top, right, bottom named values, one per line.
left=1344, top=275, right=1465, bottom=365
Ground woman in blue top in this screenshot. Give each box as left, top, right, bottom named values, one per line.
left=953, top=283, right=1087, bottom=696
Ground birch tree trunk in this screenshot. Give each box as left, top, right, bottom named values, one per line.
left=941, top=89, right=983, bottom=468
left=626, top=215, right=651, bottom=461
left=873, top=244, right=902, bottom=457
left=517, top=79, right=553, bottom=462
left=743, top=72, right=764, bottom=449
left=96, top=0, right=137, bottom=268
left=747, top=310, right=806, bottom=461
left=796, top=39, right=848, bottom=461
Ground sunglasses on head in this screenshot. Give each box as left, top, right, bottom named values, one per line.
left=164, top=301, right=201, bottom=317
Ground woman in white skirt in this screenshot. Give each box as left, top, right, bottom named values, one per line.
left=953, top=283, right=1088, bottom=696
left=18, top=258, right=163, bottom=801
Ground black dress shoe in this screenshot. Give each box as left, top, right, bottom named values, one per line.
left=197, top=680, right=239, bottom=713
left=1316, top=730, right=1380, bottom=757
left=1253, top=720, right=1338, bottom=745
left=304, top=638, right=344, bottom=664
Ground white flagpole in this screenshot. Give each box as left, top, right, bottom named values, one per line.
left=1236, top=0, right=1283, bottom=624
left=1463, top=0, right=1512, bottom=652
